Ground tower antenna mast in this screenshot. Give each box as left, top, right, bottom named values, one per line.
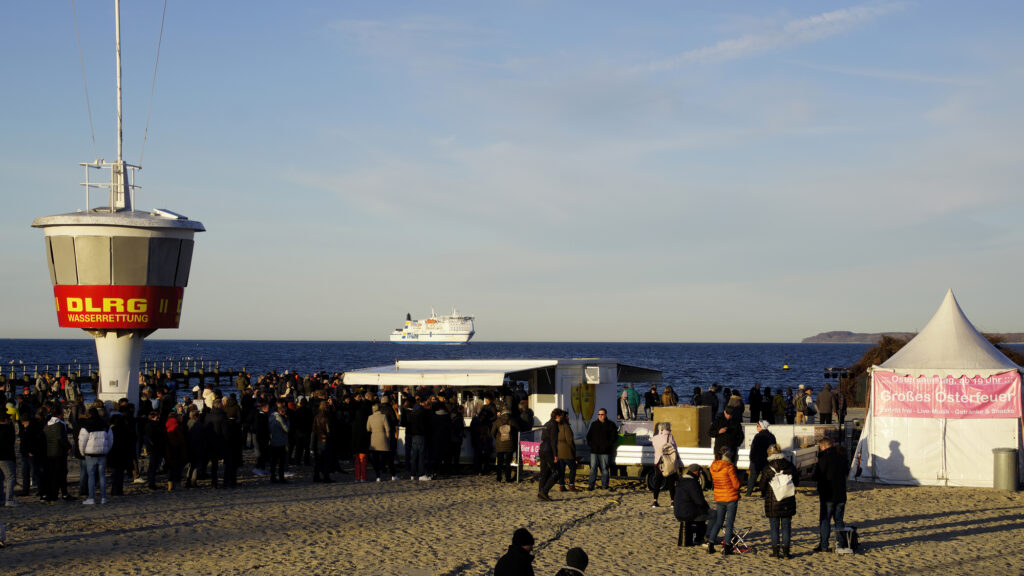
left=114, top=0, right=130, bottom=210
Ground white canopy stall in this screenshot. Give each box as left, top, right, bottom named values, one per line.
left=850, top=290, right=1023, bottom=487
left=343, top=358, right=661, bottom=439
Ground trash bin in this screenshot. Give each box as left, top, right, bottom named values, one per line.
left=992, top=448, right=1019, bottom=490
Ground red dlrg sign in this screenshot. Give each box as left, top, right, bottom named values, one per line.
left=53, top=285, right=185, bottom=329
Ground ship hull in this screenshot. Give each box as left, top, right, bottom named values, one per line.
left=389, top=332, right=474, bottom=344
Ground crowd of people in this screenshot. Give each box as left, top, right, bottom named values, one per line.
left=619, top=380, right=848, bottom=426
left=1, top=370, right=855, bottom=570
left=498, top=423, right=851, bottom=572
left=0, top=369, right=537, bottom=507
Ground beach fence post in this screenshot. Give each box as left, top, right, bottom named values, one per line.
left=516, top=437, right=522, bottom=484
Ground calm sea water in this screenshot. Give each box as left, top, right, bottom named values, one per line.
left=0, top=339, right=879, bottom=396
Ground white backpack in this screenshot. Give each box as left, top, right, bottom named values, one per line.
left=769, top=467, right=796, bottom=500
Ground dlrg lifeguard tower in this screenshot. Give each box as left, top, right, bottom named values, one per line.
left=31, top=1, right=204, bottom=405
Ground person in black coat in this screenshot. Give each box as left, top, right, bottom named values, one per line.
left=431, top=404, right=453, bottom=478
left=156, top=388, right=175, bottom=424
left=240, top=391, right=256, bottom=449
left=536, top=409, right=564, bottom=501
left=406, top=399, right=433, bottom=480
left=350, top=397, right=372, bottom=481
left=289, top=398, right=313, bottom=466
left=761, top=387, right=774, bottom=424
left=312, top=401, right=334, bottom=483
left=136, top=393, right=153, bottom=454
left=674, top=464, right=711, bottom=547
left=708, top=407, right=743, bottom=458
left=204, top=401, right=228, bottom=488
left=701, top=385, right=720, bottom=417
left=18, top=411, right=44, bottom=497
left=254, top=400, right=271, bottom=474
left=813, top=438, right=850, bottom=551
left=585, top=408, right=618, bottom=490
left=494, top=528, right=535, bottom=576
left=143, top=410, right=167, bottom=490
left=746, top=422, right=777, bottom=496
left=447, top=404, right=466, bottom=476
left=748, top=383, right=762, bottom=423
left=185, top=409, right=206, bottom=487
left=43, top=406, right=73, bottom=501
left=759, top=444, right=800, bottom=558
left=222, top=397, right=243, bottom=487
left=107, top=412, right=135, bottom=496
left=643, top=385, right=660, bottom=420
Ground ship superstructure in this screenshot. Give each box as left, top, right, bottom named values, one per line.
left=390, top=308, right=475, bottom=344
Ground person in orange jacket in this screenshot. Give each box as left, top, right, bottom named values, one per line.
left=705, top=448, right=741, bottom=555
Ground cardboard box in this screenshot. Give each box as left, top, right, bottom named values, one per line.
left=653, top=405, right=711, bottom=447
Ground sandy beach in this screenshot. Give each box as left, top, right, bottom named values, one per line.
left=2, top=458, right=1023, bottom=576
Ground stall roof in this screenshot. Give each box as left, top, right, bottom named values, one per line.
left=342, top=358, right=663, bottom=387
left=618, top=364, right=663, bottom=384
left=342, top=359, right=559, bottom=387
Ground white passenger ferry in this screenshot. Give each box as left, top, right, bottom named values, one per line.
left=389, top=308, right=476, bottom=344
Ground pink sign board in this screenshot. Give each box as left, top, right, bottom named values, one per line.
left=520, top=441, right=540, bottom=466
left=872, top=370, right=1022, bottom=419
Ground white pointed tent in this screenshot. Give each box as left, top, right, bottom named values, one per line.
left=850, top=290, right=1023, bottom=487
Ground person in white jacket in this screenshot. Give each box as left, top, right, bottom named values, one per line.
left=650, top=422, right=682, bottom=508
left=77, top=407, right=114, bottom=505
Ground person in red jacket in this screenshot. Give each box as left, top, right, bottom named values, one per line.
left=705, top=448, right=741, bottom=555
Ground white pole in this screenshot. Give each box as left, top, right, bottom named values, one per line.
left=114, top=0, right=129, bottom=211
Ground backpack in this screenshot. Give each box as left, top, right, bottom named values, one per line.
left=805, top=399, right=817, bottom=415
left=768, top=467, right=796, bottom=500
left=660, top=443, right=680, bottom=476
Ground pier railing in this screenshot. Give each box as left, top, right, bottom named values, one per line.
left=2, top=358, right=247, bottom=391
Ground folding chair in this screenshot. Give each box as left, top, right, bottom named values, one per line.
left=833, top=526, right=857, bottom=554
left=727, top=526, right=756, bottom=553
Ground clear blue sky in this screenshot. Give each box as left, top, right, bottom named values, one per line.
left=2, top=1, right=1022, bottom=342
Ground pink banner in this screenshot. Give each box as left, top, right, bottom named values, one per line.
left=520, top=441, right=540, bottom=466
left=873, top=371, right=1022, bottom=419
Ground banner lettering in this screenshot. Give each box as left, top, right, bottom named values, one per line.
left=872, top=370, right=1021, bottom=419
left=53, top=285, right=185, bottom=330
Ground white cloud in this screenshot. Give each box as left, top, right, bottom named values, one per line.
left=648, top=2, right=907, bottom=70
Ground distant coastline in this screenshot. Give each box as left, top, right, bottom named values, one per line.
left=803, top=331, right=1024, bottom=344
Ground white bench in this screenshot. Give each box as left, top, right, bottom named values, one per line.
left=613, top=445, right=752, bottom=470
left=613, top=444, right=816, bottom=475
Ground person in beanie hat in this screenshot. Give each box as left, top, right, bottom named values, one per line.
left=495, top=527, right=535, bottom=576
left=555, top=547, right=589, bottom=575
left=674, top=463, right=710, bottom=547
